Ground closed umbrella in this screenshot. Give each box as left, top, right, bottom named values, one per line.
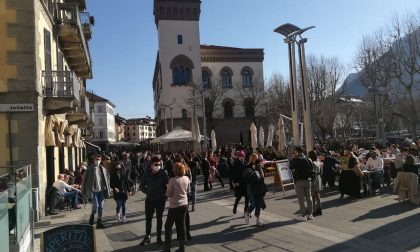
left=278, top=117, right=286, bottom=155
left=250, top=123, right=258, bottom=152
left=191, top=110, right=200, bottom=152
left=266, top=124, right=274, bottom=147
left=211, top=129, right=217, bottom=152
left=258, top=126, right=264, bottom=147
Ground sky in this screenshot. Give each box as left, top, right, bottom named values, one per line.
left=86, top=0, right=419, bottom=119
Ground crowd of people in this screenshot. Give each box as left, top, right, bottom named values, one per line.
left=48, top=139, right=420, bottom=251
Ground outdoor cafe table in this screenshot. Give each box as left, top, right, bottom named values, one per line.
left=362, top=170, right=382, bottom=197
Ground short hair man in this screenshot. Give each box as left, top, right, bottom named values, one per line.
left=82, top=154, right=111, bottom=229
left=52, top=174, right=80, bottom=209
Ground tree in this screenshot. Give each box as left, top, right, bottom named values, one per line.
left=234, top=74, right=267, bottom=124
left=265, top=73, right=291, bottom=125
left=356, top=12, right=420, bottom=138
left=306, top=55, right=347, bottom=142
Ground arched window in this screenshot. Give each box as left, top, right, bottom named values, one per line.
left=241, top=67, right=253, bottom=87
left=224, top=101, right=233, bottom=118
left=170, top=55, right=194, bottom=85
left=244, top=98, right=255, bottom=118
left=202, top=67, right=212, bottom=89
left=220, top=67, right=233, bottom=88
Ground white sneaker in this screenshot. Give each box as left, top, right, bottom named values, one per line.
left=295, top=215, right=307, bottom=222
left=122, top=216, right=127, bottom=223
left=256, top=217, right=264, bottom=227
left=116, top=213, right=121, bottom=222
left=244, top=211, right=250, bottom=224
left=307, top=214, right=314, bottom=220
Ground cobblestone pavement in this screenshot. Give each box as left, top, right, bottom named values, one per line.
left=34, top=176, right=420, bottom=252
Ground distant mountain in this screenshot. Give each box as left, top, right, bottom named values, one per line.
left=337, top=73, right=369, bottom=98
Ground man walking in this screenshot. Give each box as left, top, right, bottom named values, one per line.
left=139, top=155, right=169, bottom=246
left=82, top=154, right=111, bottom=229
left=290, top=147, right=314, bottom=222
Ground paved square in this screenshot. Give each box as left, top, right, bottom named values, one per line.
left=35, top=176, right=420, bottom=251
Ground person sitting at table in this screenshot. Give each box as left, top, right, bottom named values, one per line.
left=339, top=156, right=364, bottom=199
left=52, top=174, right=81, bottom=209
left=366, top=151, right=384, bottom=193
left=394, top=147, right=409, bottom=171
left=402, top=155, right=420, bottom=176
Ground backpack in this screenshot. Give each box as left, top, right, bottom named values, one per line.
left=298, top=157, right=317, bottom=180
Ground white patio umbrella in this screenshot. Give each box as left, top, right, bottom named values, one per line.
left=191, top=110, right=200, bottom=152
left=278, top=117, right=286, bottom=155
left=266, top=124, right=274, bottom=147
left=250, top=122, right=258, bottom=152
left=258, top=126, right=265, bottom=147
left=211, top=129, right=217, bottom=152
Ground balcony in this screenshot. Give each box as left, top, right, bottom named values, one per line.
left=42, top=70, right=81, bottom=113
left=64, top=0, right=86, bottom=11
left=67, top=92, right=93, bottom=126
left=56, top=3, right=92, bottom=79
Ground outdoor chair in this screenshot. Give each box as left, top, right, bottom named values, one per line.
left=339, top=170, right=361, bottom=198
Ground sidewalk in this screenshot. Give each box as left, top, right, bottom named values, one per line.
left=34, top=176, right=420, bottom=251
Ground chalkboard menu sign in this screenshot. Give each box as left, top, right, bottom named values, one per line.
left=41, top=225, right=96, bottom=252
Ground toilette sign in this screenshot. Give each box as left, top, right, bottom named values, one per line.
left=0, top=104, right=34, bottom=112
left=41, top=225, right=96, bottom=252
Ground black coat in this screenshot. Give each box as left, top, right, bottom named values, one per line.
left=110, top=171, right=131, bottom=201
left=232, top=159, right=247, bottom=196
left=140, top=169, right=169, bottom=201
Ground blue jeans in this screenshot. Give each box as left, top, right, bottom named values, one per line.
left=64, top=190, right=78, bottom=208
left=116, top=199, right=126, bottom=216
left=91, top=191, right=105, bottom=218
left=246, top=186, right=261, bottom=217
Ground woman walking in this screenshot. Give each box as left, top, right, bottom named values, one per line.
left=164, top=162, right=190, bottom=252
left=110, top=162, right=131, bottom=222
left=232, top=151, right=248, bottom=215
left=243, top=153, right=267, bottom=226
left=308, top=151, right=323, bottom=216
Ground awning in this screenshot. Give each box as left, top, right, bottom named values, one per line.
left=84, top=141, right=101, bottom=151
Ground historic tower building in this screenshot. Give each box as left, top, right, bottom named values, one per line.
left=153, top=0, right=265, bottom=147
left=153, top=0, right=203, bottom=133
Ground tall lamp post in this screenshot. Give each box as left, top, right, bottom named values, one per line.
left=274, top=23, right=315, bottom=151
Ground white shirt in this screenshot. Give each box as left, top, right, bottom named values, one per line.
left=366, top=157, right=384, bottom=170
left=53, top=180, right=73, bottom=195
left=93, top=166, right=103, bottom=193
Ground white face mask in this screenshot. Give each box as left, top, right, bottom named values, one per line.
left=152, top=165, right=161, bottom=173
left=94, top=160, right=101, bottom=167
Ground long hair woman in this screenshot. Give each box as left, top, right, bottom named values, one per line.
left=109, top=162, right=131, bottom=222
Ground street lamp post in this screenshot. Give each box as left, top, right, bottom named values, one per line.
left=274, top=23, right=315, bottom=150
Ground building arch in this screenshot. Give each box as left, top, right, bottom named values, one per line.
left=170, top=55, right=194, bottom=85
left=220, top=66, right=233, bottom=88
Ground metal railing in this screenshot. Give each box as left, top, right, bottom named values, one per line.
left=42, top=70, right=81, bottom=104
left=55, top=3, right=92, bottom=72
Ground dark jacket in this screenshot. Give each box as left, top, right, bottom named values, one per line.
left=232, top=159, right=247, bottom=196
left=110, top=170, right=131, bottom=201
left=290, top=155, right=311, bottom=181
left=187, top=160, right=198, bottom=184
left=201, top=158, right=211, bottom=176
left=140, top=169, right=169, bottom=201
left=402, top=164, right=420, bottom=175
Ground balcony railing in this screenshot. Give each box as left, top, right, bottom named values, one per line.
left=42, top=70, right=81, bottom=104
left=55, top=3, right=92, bottom=78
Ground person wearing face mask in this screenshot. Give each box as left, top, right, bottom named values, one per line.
left=232, top=150, right=249, bottom=216
left=110, top=162, right=132, bottom=222
left=139, top=155, right=169, bottom=246
left=82, top=154, right=111, bottom=229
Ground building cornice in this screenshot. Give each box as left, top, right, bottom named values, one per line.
left=201, top=47, right=264, bottom=63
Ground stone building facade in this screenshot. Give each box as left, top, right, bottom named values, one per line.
left=0, top=0, right=94, bottom=224
left=152, top=0, right=265, bottom=146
